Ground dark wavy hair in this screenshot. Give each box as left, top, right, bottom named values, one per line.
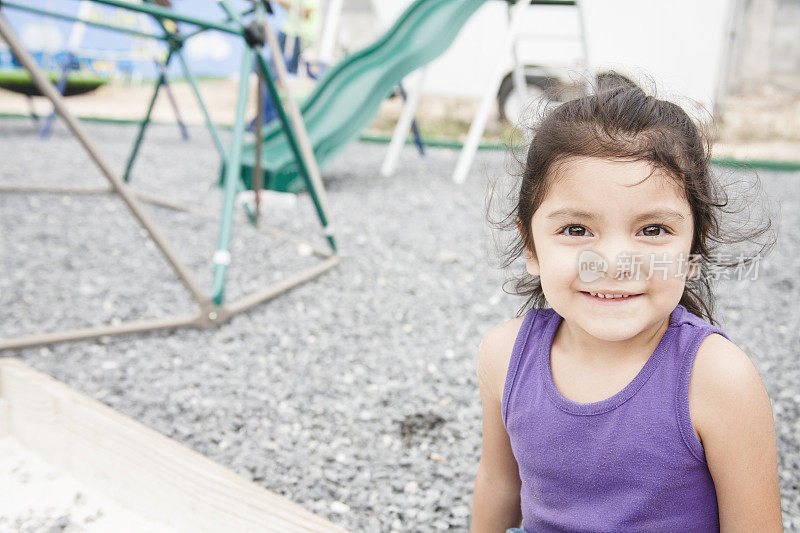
left=486, top=72, right=776, bottom=326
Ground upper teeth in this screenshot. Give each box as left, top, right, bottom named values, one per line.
left=589, top=292, right=631, bottom=299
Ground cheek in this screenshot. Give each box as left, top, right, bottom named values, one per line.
left=538, top=245, right=582, bottom=283
left=634, top=247, right=696, bottom=286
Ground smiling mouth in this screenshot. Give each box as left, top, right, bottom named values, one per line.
left=580, top=291, right=643, bottom=301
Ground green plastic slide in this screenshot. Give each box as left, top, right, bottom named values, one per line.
left=236, top=0, right=487, bottom=193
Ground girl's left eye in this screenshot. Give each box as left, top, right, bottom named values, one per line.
left=639, top=225, right=672, bottom=237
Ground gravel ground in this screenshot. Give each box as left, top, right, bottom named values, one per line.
left=0, top=118, right=798, bottom=531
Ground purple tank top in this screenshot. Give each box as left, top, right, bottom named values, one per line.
left=502, top=303, right=731, bottom=532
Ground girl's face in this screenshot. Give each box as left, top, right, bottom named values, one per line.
left=524, top=156, right=695, bottom=342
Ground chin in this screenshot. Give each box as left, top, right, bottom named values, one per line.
left=584, top=322, right=645, bottom=342
left=562, top=304, right=653, bottom=341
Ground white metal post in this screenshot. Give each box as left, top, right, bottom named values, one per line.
left=509, top=1, right=528, bottom=127
left=574, top=0, right=592, bottom=94
left=318, top=0, right=344, bottom=66
left=380, top=66, right=428, bottom=177
left=713, top=0, right=741, bottom=119
left=452, top=0, right=532, bottom=184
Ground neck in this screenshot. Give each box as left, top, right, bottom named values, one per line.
left=555, top=314, right=671, bottom=367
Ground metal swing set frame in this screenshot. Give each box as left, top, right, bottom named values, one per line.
left=0, top=0, right=339, bottom=351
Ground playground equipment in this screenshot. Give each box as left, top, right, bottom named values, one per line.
left=376, top=0, right=585, bottom=178
left=247, top=0, right=322, bottom=131
left=0, top=0, right=491, bottom=350
left=250, top=0, right=426, bottom=157
left=237, top=0, right=487, bottom=194
left=452, top=0, right=584, bottom=183
left=0, top=66, right=108, bottom=95
left=0, top=64, right=108, bottom=128
left=0, top=0, right=338, bottom=350
left=0, top=1, right=192, bottom=138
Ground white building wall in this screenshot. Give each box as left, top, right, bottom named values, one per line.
left=366, top=0, right=731, bottom=117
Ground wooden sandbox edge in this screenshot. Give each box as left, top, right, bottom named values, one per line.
left=0, top=358, right=350, bottom=533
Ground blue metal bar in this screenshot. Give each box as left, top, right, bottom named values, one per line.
left=39, top=52, right=72, bottom=138
left=397, top=82, right=425, bottom=156
left=155, top=60, right=189, bottom=140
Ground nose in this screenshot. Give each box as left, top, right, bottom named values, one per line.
left=597, top=237, right=645, bottom=282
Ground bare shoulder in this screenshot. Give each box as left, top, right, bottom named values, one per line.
left=689, top=333, right=770, bottom=443
left=688, top=333, right=782, bottom=529
left=477, top=317, right=526, bottom=402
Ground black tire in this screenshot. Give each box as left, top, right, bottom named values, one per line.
left=0, top=81, right=104, bottom=97
left=496, top=72, right=560, bottom=123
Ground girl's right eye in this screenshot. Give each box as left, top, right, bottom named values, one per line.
left=559, top=225, right=593, bottom=237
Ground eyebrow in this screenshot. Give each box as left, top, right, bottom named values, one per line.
left=544, top=208, right=686, bottom=222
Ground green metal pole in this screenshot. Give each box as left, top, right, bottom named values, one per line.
left=174, top=50, right=226, bottom=158
left=88, top=0, right=244, bottom=36
left=253, top=51, right=335, bottom=251
left=0, top=1, right=168, bottom=40
left=182, top=5, right=256, bottom=40
left=210, top=46, right=254, bottom=305
left=216, top=0, right=334, bottom=250
left=122, top=49, right=174, bottom=182
left=236, top=174, right=259, bottom=225
left=214, top=0, right=241, bottom=23
left=140, top=3, right=226, bottom=159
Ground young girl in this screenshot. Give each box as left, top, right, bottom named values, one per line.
left=471, top=76, right=783, bottom=531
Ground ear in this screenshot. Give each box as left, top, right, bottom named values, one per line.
left=516, top=217, right=540, bottom=277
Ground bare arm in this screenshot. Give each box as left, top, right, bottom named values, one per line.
left=692, top=335, right=783, bottom=532
left=471, top=324, right=524, bottom=532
